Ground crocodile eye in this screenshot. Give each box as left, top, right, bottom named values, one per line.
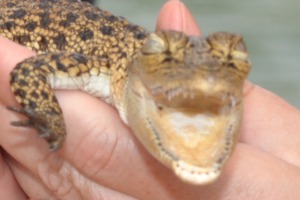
left=230, top=36, right=249, bottom=61
left=142, top=33, right=166, bottom=54
left=231, top=35, right=247, bottom=54
left=234, top=38, right=247, bottom=53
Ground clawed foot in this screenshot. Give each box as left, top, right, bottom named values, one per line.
left=7, top=106, right=66, bottom=151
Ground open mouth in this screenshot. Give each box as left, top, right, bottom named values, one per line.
left=142, top=91, right=239, bottom=184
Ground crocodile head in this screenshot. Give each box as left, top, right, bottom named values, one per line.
left=124, top=30, right=251, bottom=185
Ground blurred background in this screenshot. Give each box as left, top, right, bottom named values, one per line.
left=90, top=0, right=299, bottom=108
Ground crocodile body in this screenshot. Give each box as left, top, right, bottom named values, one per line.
left=1, top=0, right=251, bottom=185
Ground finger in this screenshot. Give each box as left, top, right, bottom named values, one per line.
left=2, top=90, right=203, bottom=199
left=155, top=0, right=202, bottom=36
left=5, top=155, right=138, bottom=200
left=0, top=37, right=35, bottom=106
left=2, top=93, right=142, bottom=199
left=241, top=83, right=300, bottom=167
left=222, top=144, right=300, bottom=200
left=58, top=91, right=204, bottom=199
left=0, top=152, right=27, bottom=200
left=61, top=94, right=300, bottom=200
left=5, top=95, right=300, bottom=200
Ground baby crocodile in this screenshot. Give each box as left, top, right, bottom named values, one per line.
left=1, top=0, right=251, bottom=185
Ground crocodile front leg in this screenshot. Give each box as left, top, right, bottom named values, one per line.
left=8, top=52, right=111, bottom=151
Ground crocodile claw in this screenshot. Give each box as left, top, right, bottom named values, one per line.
left=7, top=105, right=66, bottom=151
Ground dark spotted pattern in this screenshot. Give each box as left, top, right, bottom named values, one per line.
left=39, top=12, right=51, bottom=28
left=53, top=34, right=67, bottom=49
left=78, top=29, right=94, bottom=41
left=59, top=13, right=79, bottom=27
left=9, top=9, right=26, bottom=19
left=99, top=26, right=114, bottom=35
left=25, top=22, right=38, bottom=31
left=0, top=0, right=149, bottom=151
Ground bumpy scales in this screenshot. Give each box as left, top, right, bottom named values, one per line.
left=1, top=0, right=251, bottom=185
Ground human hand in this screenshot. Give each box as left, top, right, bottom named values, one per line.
left=1, top=0, right=300, bottom=199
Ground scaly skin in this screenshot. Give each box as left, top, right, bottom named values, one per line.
left=0, top=0, right=251, bottom=185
